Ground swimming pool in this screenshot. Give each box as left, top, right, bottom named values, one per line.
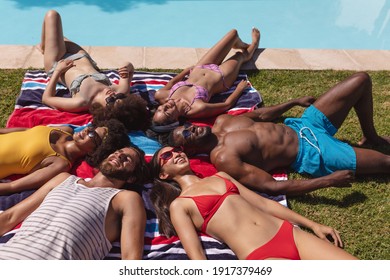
left=0, top=0, right=389, bottom=50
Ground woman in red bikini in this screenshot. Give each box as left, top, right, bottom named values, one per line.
left=152, top=28, right=260, bottom=127
left=149, top=146, right=357, bottom=260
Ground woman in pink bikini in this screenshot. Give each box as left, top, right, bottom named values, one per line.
left=152, top=28, right=260, bottom=127
left=149, top=146, right=357, bottom=260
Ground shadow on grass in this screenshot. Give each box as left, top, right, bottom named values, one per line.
left=290, top=191, right=368, bottom=208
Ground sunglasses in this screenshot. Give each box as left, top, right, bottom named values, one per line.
left=105, top=93, right=126, bottom=105
left=181, top=122, right=192, bottom=139
left=87, top=126, right=103, bottom=147
left=159, top=146, right=184, bottom=166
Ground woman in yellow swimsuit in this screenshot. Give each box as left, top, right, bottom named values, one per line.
left=0, top=119, right=130, bottom=195
left=152, top=28, right=260, bottom=127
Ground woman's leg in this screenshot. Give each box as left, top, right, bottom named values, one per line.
left=41, top=10, right=67, bottom=72
left=217, top=28, right=260, bottom=89
left=293, top=227, right=357, bottom=260
left=196, top=29, right=251, bottom=66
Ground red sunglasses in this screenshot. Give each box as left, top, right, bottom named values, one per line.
left=159, top=146, right=184, bottom=166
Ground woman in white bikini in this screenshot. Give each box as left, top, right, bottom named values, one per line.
left=40, top=10, right=134, bottom=113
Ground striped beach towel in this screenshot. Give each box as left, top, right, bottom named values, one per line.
left=0, top=69, right=286, bottom=260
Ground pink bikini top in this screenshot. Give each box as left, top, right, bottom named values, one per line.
left=178, top=174, right=240, bottom=234
left=169, top=81, right=210, bottom=105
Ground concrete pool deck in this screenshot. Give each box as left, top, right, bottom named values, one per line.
left=0, top=45, right=389, bottom=71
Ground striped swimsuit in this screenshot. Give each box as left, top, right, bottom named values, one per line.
left=0, top=175, right=121, bottom=260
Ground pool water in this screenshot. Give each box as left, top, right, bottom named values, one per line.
left=0, top=0, right=389, bottom=50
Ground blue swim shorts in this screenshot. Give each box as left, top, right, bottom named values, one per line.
left=284, top=105, right=356, bottom=177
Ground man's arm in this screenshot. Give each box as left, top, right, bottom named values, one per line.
left=217, top=172, right=344, bottom=247
left=241, top=96, right=315, bottom=122
left=214, top=153, right=354, bottom=196
left=117, top=191, right=146, bottom=260
left=0, top=159, right=71, bottom=195
left=0, top=173, right=70, bottom=236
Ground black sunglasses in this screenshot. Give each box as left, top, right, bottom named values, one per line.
left=159, top=146, right=184, bottom=166
left=87, top=126, right=103, bottom=147
left=105, top=93, right=127, bottom=105
left=181, top=122, right=192, bottom=139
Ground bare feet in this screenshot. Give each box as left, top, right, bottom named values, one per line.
left=358, top=135, right=390, bottom=146
left=232, top=35, right=249, bottom=50
left=251, top=27, right=261, bottom=49
left=240, top=27, right=260, bottom=61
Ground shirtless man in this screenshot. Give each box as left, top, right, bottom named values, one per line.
left=0, top=145, right=149, bottom=260
left=168, top=72, right=390, bottom=196
left=40, top=10, right=134, bottom=112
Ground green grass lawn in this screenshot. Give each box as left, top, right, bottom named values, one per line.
left=0, top=68, right=389, bottom=259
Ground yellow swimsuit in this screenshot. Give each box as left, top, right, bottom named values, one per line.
left=0, top=126, right=72, bottom=179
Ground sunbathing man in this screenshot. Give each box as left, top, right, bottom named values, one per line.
left=0, top=145, right=149, bottom=260
left=168, top=72, right=390, bottom=196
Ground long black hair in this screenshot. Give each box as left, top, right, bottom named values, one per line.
left=148, top=146, right=181, bottom=237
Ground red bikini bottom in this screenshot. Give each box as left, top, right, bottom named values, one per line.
left=245, top=220, right=301, bottom=260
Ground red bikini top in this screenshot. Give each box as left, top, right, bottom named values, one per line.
left=178, top=174, right=240, bottom=234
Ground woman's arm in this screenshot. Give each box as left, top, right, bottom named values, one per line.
left=170, top=199, right=207, bottom=259
left=0, top=158, right=70, bottom=195
left=42, top=60, right=88, bottom=112
left=0, top=127, right=28, bottom=134
left=187, top=80, right=248, bottom=118
left=116, top=191, right=146, bottom=260
left=0, top=173, right=70, bottom=236
left=112, top=62, right=134, bottom=95
left=217, top=172, right=344, bottom=247
left=154, top=67, right=193, bottom=103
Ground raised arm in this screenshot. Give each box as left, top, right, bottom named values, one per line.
left=187, top=80, right=248, bottom=119
left=170, top=199, right=207, bottom=260
left=241, top=96, right=316, bottom=122
left=0, top=173, right=70, bottom=236
left=116, top=191, right=146, bottom=260
left=217, top=172, right=344, bottom=247
left=0, top=158, right=70, bottom=195
left=111, top=62, right=134, bottom=95
left=214, top=152, right=354, bottom=196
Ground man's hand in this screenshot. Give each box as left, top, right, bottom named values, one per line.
left=329, top=170, right=355, bottom=188
left=295, top=96, right=316, bottom=107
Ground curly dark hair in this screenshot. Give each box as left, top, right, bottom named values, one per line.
left=90, top=94, right=151, bottom=132
left=85, top=119, right=131, bottom=167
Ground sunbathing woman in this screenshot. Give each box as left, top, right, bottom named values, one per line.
left=149, top=146, right=358, bottom=260
left=40, top=10, right=134, bottom=113
left=152, top=28, right=260, bottom=127
left=0, top=119, right=130, bottom=195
